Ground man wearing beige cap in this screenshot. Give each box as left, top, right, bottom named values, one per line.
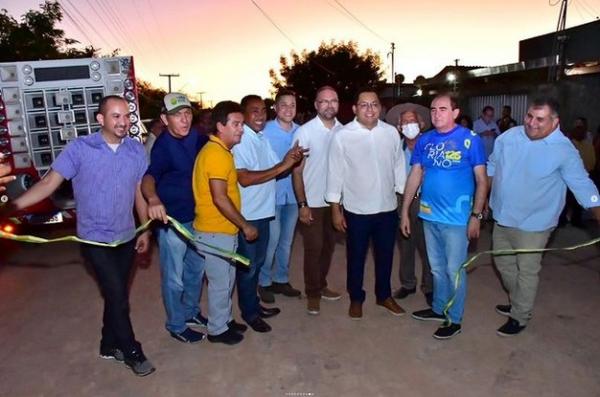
left=142, top=93, right=209, bottom=343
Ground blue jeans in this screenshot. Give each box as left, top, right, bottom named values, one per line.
left=260, top=204, right=298, bottom=287
left=422, top=220, right=468, bottom=324
left=195, top=231, right=237, bottom=336
left=345, top=210, right=398, bottom=303
left=157, top=221, right=205, bottom=334
left=236, top=218, right=270, bottom=323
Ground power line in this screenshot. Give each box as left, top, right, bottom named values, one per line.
left=576, top=0, right=600, bottom=19
left=144, top=0, right=175, bottom=60
left=572, top=0, right=589, bottom=20
left=131, top=0, right=163, bottom=55
left=332, top=0, right=388, bottom=43
left=250, top=0, right=297, bottom=47
left=249, top=0, right=335, bottom=76
left=101, top=0, right=148, bottom=57
left=93, top=0, right=134, bottom=53
left=83, top=0, right=127, bottom=53
left=59, top=0, right=113, bottom=50
left=57, top=2, right=97, bottom=48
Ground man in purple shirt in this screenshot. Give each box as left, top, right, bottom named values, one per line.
left=0, top=96, right=154, bottom=377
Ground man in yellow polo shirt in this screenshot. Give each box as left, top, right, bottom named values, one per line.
left=192, top=101, right=258, bottom=345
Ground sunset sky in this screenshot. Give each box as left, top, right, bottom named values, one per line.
left=3, top=0, right=600, bottom=106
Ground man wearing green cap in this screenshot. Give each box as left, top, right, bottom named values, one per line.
left=142, top=93, right=209, bottom=344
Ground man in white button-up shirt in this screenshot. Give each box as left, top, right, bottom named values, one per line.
left=292, top=86, right=344, bottom=316
left=325, top=89, right=407, bottom=320
left=233, top=95, right=305, bottom=334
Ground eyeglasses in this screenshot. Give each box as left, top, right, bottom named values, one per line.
left=357, top=102, right=380, bottom=110
left=316, top=99, right=339, bottom=106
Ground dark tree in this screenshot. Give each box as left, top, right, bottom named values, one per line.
left=136, top=80, right=167, bottom=120
left=0, top=1, right=97, bottom=62
left=270, top=40, right=385, bottom=111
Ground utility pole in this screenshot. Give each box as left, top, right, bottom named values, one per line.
left=196, top=92, right=206, bottom=109
left=389, top=42, right=395, bottom=83
left=159, top=73, right=180, bottom=93
left=549, top=0, right=568, bottom=82
left=454, top=58, right=460, bottom=67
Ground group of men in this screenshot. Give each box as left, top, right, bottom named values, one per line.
left=1, top=85, right=599, bottom=376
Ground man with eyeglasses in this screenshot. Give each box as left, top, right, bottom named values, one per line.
left=326, top=88, right=407, bottom=320
left=292, top=86, right=344, bottom=315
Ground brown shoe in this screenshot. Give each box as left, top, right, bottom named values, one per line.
left=307, top=297, right=320, bottom=315
left=349, top=301, right=362, bottom=320
left=376, top=297, right=406, bottom=316
left=321, top=287, right=341, bottom=301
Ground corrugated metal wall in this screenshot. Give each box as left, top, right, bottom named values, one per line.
left=467, top=94, right=529, bottom=125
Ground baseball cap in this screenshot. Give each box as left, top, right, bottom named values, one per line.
left=162, top=93, right=192, bottom=114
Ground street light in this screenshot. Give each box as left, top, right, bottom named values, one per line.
left=446, top=72, right=457, bottom=92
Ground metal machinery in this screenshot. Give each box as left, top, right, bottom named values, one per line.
left=0, top=56, right=142, bottom=227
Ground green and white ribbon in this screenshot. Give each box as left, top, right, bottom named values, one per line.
left=0, top=215, right=250, bottom=266
left=441, top=236, right=600, bottom=324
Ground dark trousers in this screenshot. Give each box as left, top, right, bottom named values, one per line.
left=298, top=206, right=337, bottom=298
left=80, top=240, right=139, bottom=354
left=236, top=218, right=270, bottom=323
left=345, top=209, right=398, bottom=303
left=396, top=195, right=432, bottom=293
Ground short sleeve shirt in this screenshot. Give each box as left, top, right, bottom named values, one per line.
left=193, top=135, right=241, bottom=234
left=411, top=125, right=486, bottom=226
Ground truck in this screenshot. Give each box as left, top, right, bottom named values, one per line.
left=0, top=56, right=142, bottom=231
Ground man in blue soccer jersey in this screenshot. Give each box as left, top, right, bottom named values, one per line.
left=401, top=93, right=488, bottom=340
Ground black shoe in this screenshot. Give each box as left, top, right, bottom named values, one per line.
left=433, top=322, right=462, bottom=340
left=228, top=319, right=248, bottom=333
left=271, top=282, right=301, bottom=297
left=124, top=348, right=155, bottom=377
left=258, top=286, right=275, bottom=303
left=497, top=317, right=526, bottom=337
left=495, top=304, right=511, bottom=317
left=247, top=317, right=272, bottom=333
left=185, top=313, right=208, bottom=328
left=99, top=346, right=124, bottom=363
left=259, top=305, right=281, bottom=318
left=411, top=308, right=446, bottom=322
left=425, top=292, right=433, bottom=307
left=169, top=328, right=206, bottom=344
left=393, top=287, right=416, bottom=299
left=207, top=328, right=244, bottom=345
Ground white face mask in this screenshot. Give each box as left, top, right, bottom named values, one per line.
left=401, top=122, right=420, bottom=139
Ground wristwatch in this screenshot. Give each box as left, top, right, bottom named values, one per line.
left=298, top=201, right=308, bottom=209
left=471, top=212, right=483, bottom=220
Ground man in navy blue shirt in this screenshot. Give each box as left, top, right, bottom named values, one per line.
left=142, top=93, right=209, bottom=343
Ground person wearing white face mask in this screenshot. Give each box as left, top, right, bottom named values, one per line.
left=394, top=110, right=433, bottom=306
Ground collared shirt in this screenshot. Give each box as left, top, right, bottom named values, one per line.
left=193, top=135, right=241, bottom=235
left=232, top=124, right=279, bottom=220
left=52, top=131, right=147, bottom=243
left=488, top=126, right=600, bottom=232
left=325, top=119, right=406, bottom=215
left=263, top=119, right=299, bottom=205
left=473, top=117, right=499, bottom=159
left=293, top=116, right=343, bottom=208
left=411, top=125, right=486, bottom=226
left=145, top=128, right=208, bottom=223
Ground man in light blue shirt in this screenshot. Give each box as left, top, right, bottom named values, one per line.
left=232, top=95, right=305, bottom=333
left=488, top=96, right=600, bottom=337
left=260, top=90, right=302, bottom=302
